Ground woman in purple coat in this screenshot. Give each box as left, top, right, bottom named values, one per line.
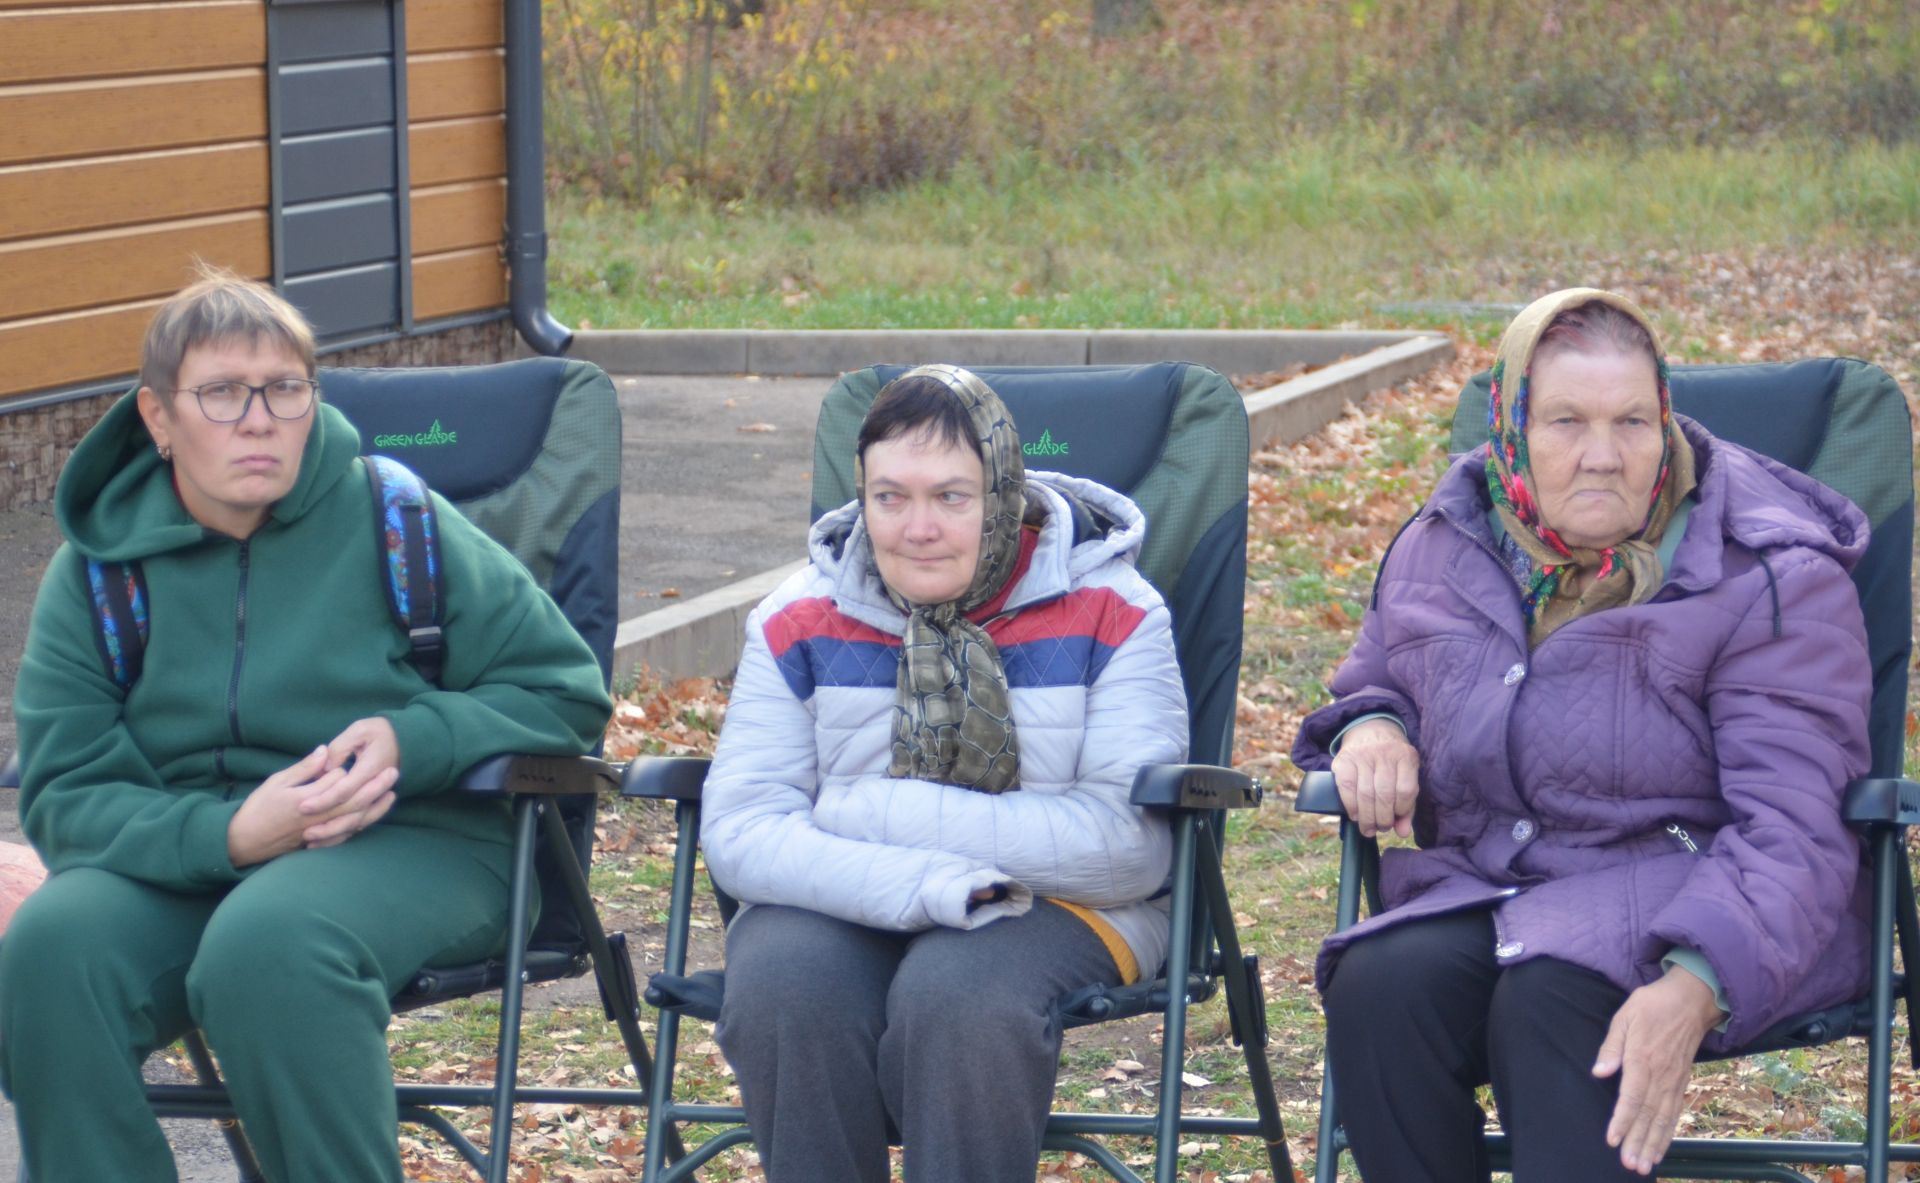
left=1292, top=288, right=1873, bottom=1181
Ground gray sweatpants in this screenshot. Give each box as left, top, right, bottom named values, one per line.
left=714, top=901, right=1121, bottom=1183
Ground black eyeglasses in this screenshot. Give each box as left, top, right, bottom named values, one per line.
left=171, top=379, right=319, bottom=423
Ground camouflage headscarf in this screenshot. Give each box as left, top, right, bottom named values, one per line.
left=855, top=364, right=1028, bottom=793
left=1486, top=288, right=1697, bottom=645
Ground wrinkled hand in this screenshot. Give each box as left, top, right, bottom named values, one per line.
left=1330, top=720, right=1420, bottom=838
left=1592, top=967, right=1723, bottom=1174
left=301, top=717, right=402, bottom=847
left=226, top=746, right=361, bottom=866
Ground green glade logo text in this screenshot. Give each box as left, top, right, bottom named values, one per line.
left=1023, top=429, right=1069, bottom=457
left=373, top=420, right=458, bottom=448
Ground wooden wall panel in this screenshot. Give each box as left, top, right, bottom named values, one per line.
left=410, top=180, right=504, bottom=256
left=2, top=3, right=265, bottom=86
left=413, top=247, right=506, bottom=321
left=0, top=144, right=269, bottom=243
left=408, top=0, right=502, bottom=54
left=0, top=70, right=264, bottom=167
left=407, top=50, right=505, bottom=122
left=0, top=213, right=268, bottom=321
left=409, top=116, right=507, bottom=186
left=2, top=0, right=515, bottom=404
left=0, top=301, right=163, bottom=399
left=0, top=0, right=204, bottom=7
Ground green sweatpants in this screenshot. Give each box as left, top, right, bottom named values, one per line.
left=0, top=822, right=513, bottom=1183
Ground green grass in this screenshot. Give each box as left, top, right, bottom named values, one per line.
left=551, top=138, right=1920, bottom=334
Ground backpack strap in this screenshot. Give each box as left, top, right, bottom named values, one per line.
left=365, top=455, right=445, bottom=685
left=83, top=554, right=149, bottom=692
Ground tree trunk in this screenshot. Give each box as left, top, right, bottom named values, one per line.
left=1092, top=0, right=1158, bottom=39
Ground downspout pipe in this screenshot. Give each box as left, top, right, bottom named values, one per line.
left=505, top=0, right=572, bottom=355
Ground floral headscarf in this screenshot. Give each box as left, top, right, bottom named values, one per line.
left=854, top=365, right=1027, bottom=793
left=1486, top=288, right=1697, bottom=645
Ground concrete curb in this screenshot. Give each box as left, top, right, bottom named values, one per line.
left=607, top=330, right=1457, bottom=683
left=573, top=328, right=1434, bottom=378
left=1244, top=335, right=1457, bottom=452
left=613, top=560, right=807, bottom=684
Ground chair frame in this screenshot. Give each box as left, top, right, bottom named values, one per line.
left=624, top=756, right=1292, bottom=1183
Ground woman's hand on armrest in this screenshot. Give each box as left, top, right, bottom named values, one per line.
left=1330, top=719, right=1420, bottom=838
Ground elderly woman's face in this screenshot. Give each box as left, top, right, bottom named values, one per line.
left=863, top=428, right=986, bottom=605
left=1525, top=347, right=1665, bottom=550
left=137, top=336, right=315, bottom=540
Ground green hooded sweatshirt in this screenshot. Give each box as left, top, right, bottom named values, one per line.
left=13, top=394, right=614, bottom=891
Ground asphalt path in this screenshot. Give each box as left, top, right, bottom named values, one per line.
left=0, top=372, right=831, bottom=1176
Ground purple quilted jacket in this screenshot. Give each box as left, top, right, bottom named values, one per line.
left=1293, top=416, right=1873, bottom=1051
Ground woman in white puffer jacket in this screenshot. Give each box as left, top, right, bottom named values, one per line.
left=702, top=365, right=1188, bottom=1183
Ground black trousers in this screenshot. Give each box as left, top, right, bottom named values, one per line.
left=1323, top=908, right=1639, bottom=1183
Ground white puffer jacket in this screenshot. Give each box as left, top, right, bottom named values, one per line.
left=702, top=471, right=1188, bottom=977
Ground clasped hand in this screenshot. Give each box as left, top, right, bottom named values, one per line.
left=1330, top=719, right=1420, bottom=838
left=226, top=718, right=400, bottom=867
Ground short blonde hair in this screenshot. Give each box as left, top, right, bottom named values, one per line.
left=140, top=265, right=316, bottom=394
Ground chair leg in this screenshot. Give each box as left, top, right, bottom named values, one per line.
left=642, top=800, right=704, bottom=1183
left=180, top=1031, right=265, bottom=1183
left=1892, top=836, right=1920, bottom=1070
left=1864, top=825, right=1899, bottom=1183
left=536, top=803, right=687, bottom=1163
left=481, top=796, right=543, bottom=1183
left=1195, top=822, right=1292, bottom=1183
left=1150, top=814, right=1200, bottom=1183
left=1313, top=819, right=1372, bottom=1183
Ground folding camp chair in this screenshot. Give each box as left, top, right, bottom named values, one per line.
left=1297, top=357, right=1920, bottom=1182
left=2, top=357, right=666, bottom=1183
left=622, top=360, right=1289, bottom=1183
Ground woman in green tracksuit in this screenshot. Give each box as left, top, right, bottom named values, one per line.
left=0, top=270, right=613, bottom=1181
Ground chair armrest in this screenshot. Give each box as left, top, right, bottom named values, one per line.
left=1128, top=763, right=1261, bottom=810
left=622, top=755, right=713, bottom=802
left=454, top=754, right=620, bottom=797
left=1294, top=770, right=1344, bottom=816
left=0, top=753, right=17, bottom=790
left=1842, top=777, right=1920, bottom=826
left=1300, top=771, right=1920, bottom=827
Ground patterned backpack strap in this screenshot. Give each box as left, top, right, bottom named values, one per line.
left=83, top=554, right=149, bottom=691
left=365, top=455, right=445, bottom=685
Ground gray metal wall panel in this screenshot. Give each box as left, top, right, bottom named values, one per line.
left=286, top=262, right=401, bottom=338
left=275, top=2, right=392, bottom=61
left=283, top=193, right=399, bottom=274
left=280, top=59, right=393, bottom=134
left=282, top=128, right=397, bottom=204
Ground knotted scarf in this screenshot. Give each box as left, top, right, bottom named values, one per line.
left=1485, top=288, right=1698, bottom=645
left=856, top=365, right=1028, bottom=793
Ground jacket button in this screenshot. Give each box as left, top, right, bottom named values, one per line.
left=1503, top=662, right=1526, bottom=686
left=1496, top=941, right=1525, bottom=959
left=1511, top=819, right=1535, bottom=842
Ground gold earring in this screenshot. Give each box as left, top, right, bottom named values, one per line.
left=156, top=443, right=172, bottom=462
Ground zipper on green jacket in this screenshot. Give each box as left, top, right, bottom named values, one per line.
left=228, top=541, right=250, bottom=745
